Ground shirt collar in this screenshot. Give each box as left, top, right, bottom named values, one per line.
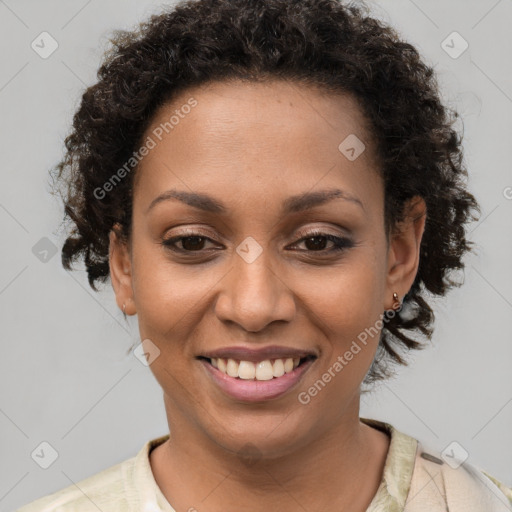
left=361, top=417, right=418, bottom=511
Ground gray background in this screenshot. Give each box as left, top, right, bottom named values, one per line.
left=1, top=0, right=511, bottom=510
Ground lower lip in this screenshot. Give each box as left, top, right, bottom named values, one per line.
left=201, top=358, right=315, bottom=402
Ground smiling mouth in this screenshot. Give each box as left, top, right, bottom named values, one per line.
left=198, top=356, right=316, bottom=381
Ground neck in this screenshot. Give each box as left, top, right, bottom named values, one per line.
left=150, top=394, right=389, bottom=512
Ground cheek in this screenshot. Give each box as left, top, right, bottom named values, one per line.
left=130, top=242, right=197, bottom=337
left=297, top=273, right=384, bottom=408
left=131, top=242, right=227, bottom=349
left=296, top=253, right=386, bottom=374
left=300, top=257, right=385, bottom=332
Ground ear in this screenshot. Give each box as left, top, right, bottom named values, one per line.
left=385, top=196, right=427, bottom=309
left=109, top=224, right=136, bottom=315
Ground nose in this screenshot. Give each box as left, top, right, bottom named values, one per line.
left=214, top=246, right=296, bottom=332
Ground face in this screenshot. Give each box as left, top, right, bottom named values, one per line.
left=110, top=79, right=425, bottom=458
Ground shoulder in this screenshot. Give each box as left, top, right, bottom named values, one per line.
left=16, top=434, right=171, bottom=511
left=407, top=440, right=512, bottom=512
left=15, top=457, right=134, bottom=512
left=362, top=418, right=512, bottom=512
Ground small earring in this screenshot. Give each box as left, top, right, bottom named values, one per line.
left=122, top=303, right=126, bottom=315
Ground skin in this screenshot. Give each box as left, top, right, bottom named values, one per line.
left=109, top=79, right=426, bottom=512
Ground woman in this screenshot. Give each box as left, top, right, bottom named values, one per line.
left=17, top=0, right=512, bottom=510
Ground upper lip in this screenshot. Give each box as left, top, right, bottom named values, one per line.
left=199, top=345, right=318, bottom=362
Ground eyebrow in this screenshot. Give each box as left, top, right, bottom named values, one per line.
left=145, top=187, right=365, bottom=215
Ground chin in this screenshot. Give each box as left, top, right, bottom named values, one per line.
left=205, top=408, right=316, bottom=460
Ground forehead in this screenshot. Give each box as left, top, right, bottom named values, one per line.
left=133, top=79, right=382, bottom=218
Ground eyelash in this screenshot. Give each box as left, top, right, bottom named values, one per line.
left=161, top=229, right=354, bottom=255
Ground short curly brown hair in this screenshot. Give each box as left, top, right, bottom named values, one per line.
left=52, top=0, right=480, bottom=385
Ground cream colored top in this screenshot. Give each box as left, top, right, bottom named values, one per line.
left=17, top=418, right=512, bottom=511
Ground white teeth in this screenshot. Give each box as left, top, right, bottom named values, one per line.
left=284, top=358, right=294, bottom=373
left=217, top=358, right=227, bottom=373
left=272, top=358, right=285, bottom=377
left=209, top=356, right=306, bottom=380
left=226, top=358, right=239, bottom=378
left=255, top=360, right=274, bottom=380
left=238, top=361, right=256, bottom=380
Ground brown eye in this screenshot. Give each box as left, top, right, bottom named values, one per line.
left=293, top=231, right=354, bottom=253
left=179, top=236, right=207, bottom=251
left=302, top=235, right=330, bottom=251
left=162, top=234, right=216, bottom=252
